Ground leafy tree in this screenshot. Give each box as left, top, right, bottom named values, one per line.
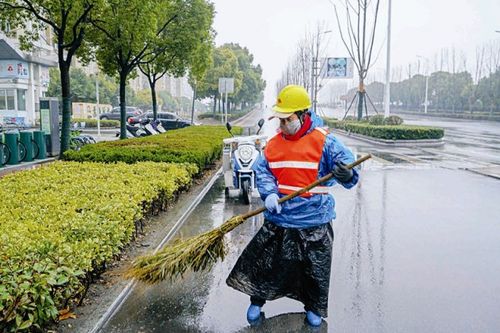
left=139, top=0, right=215, bottom=120
left=135, top=89, right=152, bottom=109
left=89, top=0, right=176, bottom=139
left=223, top=43, right=266, bottom=109
left=477, top=70, right=500, bottom=113
left=0, top=0, right=98, bottom=154
left=187, top=8, right=215, bottom=123
left=158, top=90, right=179, bottom=111
left=47, top=68, right=138, bottom=106
left=196, top=46, right=243, bottom=114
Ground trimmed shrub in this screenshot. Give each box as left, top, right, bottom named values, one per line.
left=344, top=115, right=358, bottom=121
left=0, top=161, right=197, bottom=331
left=197, top=112, right=247, bottom=122
left=71, top=118, right=120, bottom=128
left=384, top=115, right=404, bottom=125
left=368, top=115, right=386, bottom=125
left=63, top=125, right=240, bottom=170
left=324, top=118, right=444, bottom=140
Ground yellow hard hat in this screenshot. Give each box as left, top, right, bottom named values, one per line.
left=271, top=85, right=312, bottom=118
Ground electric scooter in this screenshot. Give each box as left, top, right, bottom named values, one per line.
left=223, top=119, right=266, bottom=204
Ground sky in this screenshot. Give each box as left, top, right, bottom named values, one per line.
left=210, top=0, right=500, bottom=105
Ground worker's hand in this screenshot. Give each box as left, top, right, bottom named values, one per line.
left=265, top=193, right=282, bottom=214
left=333, top=161, right=353, bottom=183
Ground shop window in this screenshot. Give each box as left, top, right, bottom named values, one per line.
left=0, top=89, right=5, bottom=110
left=6, top=89, right=15, bottom=110
left=17, top=89, right=26, bottom=111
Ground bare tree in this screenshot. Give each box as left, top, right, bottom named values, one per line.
left=391, top=65, right=402, bottom=82
left=468, top=46, right=485, bottom=113
left=458, top=50, right=468, bottom=73
left=333, top=0, right=381, bottom=120
left=276, top=24, right=328, bottom=100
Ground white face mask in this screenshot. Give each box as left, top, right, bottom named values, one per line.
left=281, top=118, right=301, bottom=135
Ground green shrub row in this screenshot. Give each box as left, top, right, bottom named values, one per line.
left=63, top=125, right=240, bottom=169
left=368, top=114, right=404, bottom=126
left=197, top=112, right=247, bottom=122
left=71, top=118, right=120, bottom=128
left=0, top=161, right=197, bottom=332
left=324, top=119, right=444, bottom=140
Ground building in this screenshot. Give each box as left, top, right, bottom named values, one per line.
left=130, top=71, right=193, bottom=100
left=0, top=25, right=57, bottom=127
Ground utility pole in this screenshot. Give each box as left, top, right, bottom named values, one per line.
left=383, top=0, right=392, bottom=117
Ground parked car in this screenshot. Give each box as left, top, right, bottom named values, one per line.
left=128, top=112, right=191, bottom=130
left=99, top=106, right=143, bottom=120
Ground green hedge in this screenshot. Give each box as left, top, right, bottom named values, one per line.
left=197, top=112, right=247, bottom=122
left=324, top=119, right=444, bottom=140
left=63, top=125, right=240, bottom=170
left=0, top=161, right=197, bottom=331
left=71, top=118, right=120, bottom=128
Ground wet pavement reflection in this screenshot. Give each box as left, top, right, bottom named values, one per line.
left=101, top=110, right=500, bottom=332
left=102, top=167, right=500, bottom=332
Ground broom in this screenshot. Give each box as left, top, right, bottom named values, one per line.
left=126, top=154, right=372, bottom=284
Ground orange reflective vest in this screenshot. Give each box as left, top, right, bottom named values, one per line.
left=264, top=127, right=329, bottom=197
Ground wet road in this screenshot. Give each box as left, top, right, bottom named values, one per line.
left=100, top=109, right=500, bottom=332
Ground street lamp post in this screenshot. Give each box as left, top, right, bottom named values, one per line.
left=383, top=0, right=392, bottom=117
left=424, top=75, right=429, bottom=114
left=417, top=55, right=430, bottom=114
left=312, top=30, right=331, bottom=113
left=95, top=72, right=100, bottom=136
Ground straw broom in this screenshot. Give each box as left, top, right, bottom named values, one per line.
left=126, top=154, right=372, bottom=284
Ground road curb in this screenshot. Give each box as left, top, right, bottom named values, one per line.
left=89, top=167, right=223, bottom=333
left=331, top=128, right=445, bottom=147
left=0, top=157, right=56, bottom=178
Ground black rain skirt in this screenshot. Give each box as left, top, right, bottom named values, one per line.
left=226, top=221, right=334, bottom=317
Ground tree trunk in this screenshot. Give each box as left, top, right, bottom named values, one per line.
left=119, top=71, right=128, bottom=139
left=149, top=80, right=158, bottom=120
left=357, top=79, right=365, bottom=120
left=191, top=85, right=196, bottom=125
left=213, top=95, right=217, bottom=115
left=59, top=61, right=72, bottom=154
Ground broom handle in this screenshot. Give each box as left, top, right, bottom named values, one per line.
left=239, top=154, right=372, bottom=220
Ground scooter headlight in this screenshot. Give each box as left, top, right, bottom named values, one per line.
left=239, top=146, right=254, bottom=161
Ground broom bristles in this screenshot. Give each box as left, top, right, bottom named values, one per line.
left=126, top=215, right=245, bottom=284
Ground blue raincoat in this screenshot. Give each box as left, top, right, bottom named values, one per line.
left=254, top=112, right=359, bottom=228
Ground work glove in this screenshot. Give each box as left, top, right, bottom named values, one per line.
left=265, top=193, right=282, bottom=214
left=333, top=161, right=353, bottom=183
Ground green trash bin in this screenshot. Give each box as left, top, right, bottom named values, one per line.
left=4, top=132, right=19, bottom=165
left=33, top=131, right=47, bottom=160
left=0, top=136, right=7, bottom=167
left=20, top=132, right=34, bottom=162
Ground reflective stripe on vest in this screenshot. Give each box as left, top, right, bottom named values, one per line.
left=265, top=127, right=329, bottom=198
left=268, top=161, right=318, bottom=169
left=278, top=184, right=331, bottom=194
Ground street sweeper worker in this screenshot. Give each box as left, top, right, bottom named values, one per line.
left=226, top=84, right=359, bottom=327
